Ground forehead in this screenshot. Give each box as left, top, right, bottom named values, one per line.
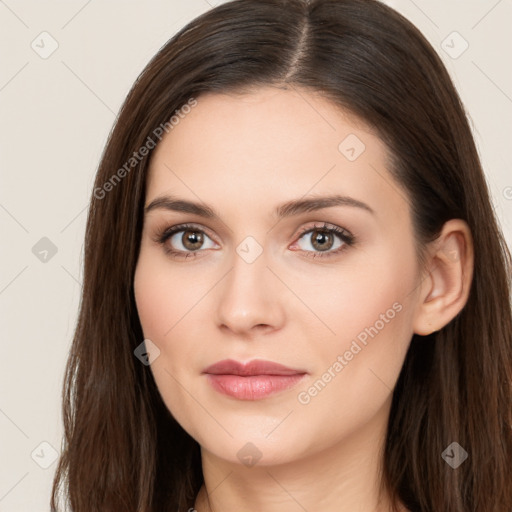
left=145, top=86, right=409, bottom=225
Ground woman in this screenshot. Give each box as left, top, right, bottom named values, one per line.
left=51, top=0, right=512, bottom=511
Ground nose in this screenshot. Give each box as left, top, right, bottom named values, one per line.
left=214, top=243, right=286, bottom=337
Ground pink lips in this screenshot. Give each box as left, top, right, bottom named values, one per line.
left=203, top=359, right=307, bottom=400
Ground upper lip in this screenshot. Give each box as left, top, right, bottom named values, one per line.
left=203, top=359, right=306, bottom=376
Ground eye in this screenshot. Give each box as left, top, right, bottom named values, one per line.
left=291, top=222, right=355, bottom=259
left=154, top=223, right=218, bottom=259
left=153, top=221, right=355, bottom=260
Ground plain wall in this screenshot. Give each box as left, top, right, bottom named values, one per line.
left=0, top=1, right=510, bottom=510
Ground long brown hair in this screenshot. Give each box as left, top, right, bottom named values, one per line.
left=51, top=0, right=512, bottom=510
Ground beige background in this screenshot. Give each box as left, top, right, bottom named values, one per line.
left=0, top=1, right=511, bottom=510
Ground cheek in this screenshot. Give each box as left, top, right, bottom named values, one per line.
left=134, top=261, right=174, bottom=340
left=323, top=272, right=410, bottom=354
left=292, top=244, right=417, bottom=425
left=293, top=243, right=416, bottom=355
left=133, top=252, right=206, bottom=438
left=134, top=250, right=204, bottom=340
left=133, top=252, right=201, bottom=386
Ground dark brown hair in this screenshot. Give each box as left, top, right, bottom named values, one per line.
left=51, top=0, right=512, bottom=510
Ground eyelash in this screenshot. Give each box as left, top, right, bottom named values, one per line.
left=152, top=222, right=356, bottom=260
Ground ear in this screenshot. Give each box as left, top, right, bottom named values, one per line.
left=412, top=219, right=474, bottom=335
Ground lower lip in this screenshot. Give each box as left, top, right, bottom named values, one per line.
left=205, top=373, right=306, bottom=400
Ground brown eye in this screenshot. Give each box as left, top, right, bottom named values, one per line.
left=159, top=224, right=218, bottom=257
left=181, top=230, right=204, bottom=251
left=296, top=227, right=344, bottom=253
left=310, top=229, right=335, bottom=251
left=291, top=223, right=355, bottom=259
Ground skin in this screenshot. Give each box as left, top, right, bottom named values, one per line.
left=133, top=86, right=474, bottom=512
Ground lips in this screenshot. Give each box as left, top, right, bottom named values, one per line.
left=203, top=359, right=305, bottom=376
left=203, top=359, right=307, bottom=400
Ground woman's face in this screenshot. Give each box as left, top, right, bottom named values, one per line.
left=134, top=86, right=423, bottom=466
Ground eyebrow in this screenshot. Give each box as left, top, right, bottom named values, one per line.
left=144, top=194, right=375, bottom=219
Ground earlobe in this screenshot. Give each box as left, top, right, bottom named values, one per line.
left=412, top=219, right=474, bottom=336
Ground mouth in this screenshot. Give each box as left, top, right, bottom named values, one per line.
left=202, top=359, right=308, bottom=400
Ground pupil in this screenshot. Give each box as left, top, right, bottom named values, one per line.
left=183, top=230, right=203, bottom=250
